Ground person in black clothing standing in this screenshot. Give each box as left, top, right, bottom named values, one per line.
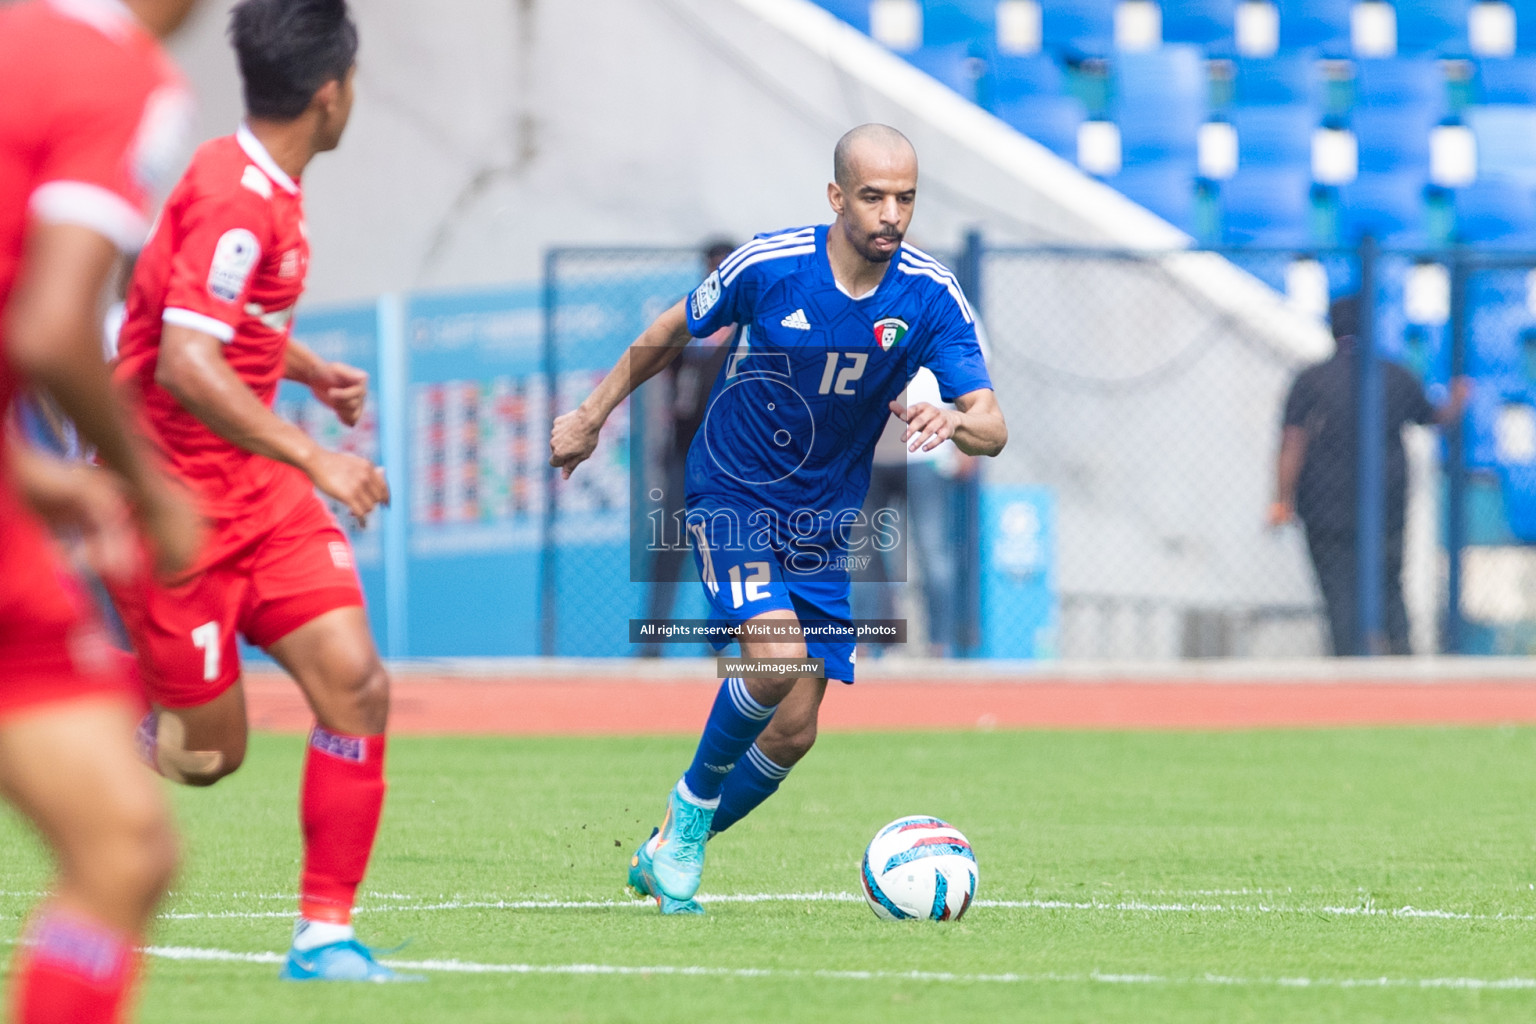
left=1269, top=295, right=1470, bottom=656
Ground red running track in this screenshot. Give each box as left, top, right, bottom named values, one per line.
left=243, top=673, right=1536, bottom=735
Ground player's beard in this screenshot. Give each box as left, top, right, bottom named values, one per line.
left=858, top=228, right=903, bottom=263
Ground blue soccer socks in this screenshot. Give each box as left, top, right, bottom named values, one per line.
left=711, top=742, right=791, bottom=834
left=682, top=677, right=775, bottom=801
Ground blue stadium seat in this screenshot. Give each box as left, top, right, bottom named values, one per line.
left=816, top=0, right=871, bottom=32
left=1467, top=105, right=1536, bottom=186
left=1115, top=44, right=1208, bottom=100
left=1230, top=104, right=1318, bottom=165
left=1497, top=462, right=1536, bottom=542
left=1115, top=48, right=1208, bottom=161
left=1513, top=0, right=1536, bottom=53
left=1042, top=0, right=1116, bottom=55
left=1350, top=105, right=1438, bottom=173
left=1475, top=57, right=1536, bottom=103
left=908, top=42, right=986, bottom=100
left=1395, top=0, right=1472, bottom=55
left=1276, top=0, right=1352, bottom=54
left=988, top=52, right=1069, bottom=102
left=1163, top=0, right=1238, bottom=46
left=921, top=0, right=993, bottom=47
left=1232, top=53, right=1324, bottom=106
left=1221, top=165, right=1315, bottom=245
left=1352, top=58, right=1450, bottom=112
left=1457, top=176, right=1536, bottom=244
left=1110, top=162, right=1200, bottom=231
left=1120, top=105, right=1205, bottom=161
left=1467, top=271, right=1532, bottom=378
left=1115, top=45, right=1207, bottom=112
left=994, top=93, right=1088, bottom=158
left=1337, top=171, right=1429, bottom=243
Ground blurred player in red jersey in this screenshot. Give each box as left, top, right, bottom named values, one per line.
left=107, top=0, right=407, bottom=983
left=0, top=0, right=207, bottom=1020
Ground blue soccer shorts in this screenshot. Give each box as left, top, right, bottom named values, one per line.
left=686, top=507, right=856, bottom=683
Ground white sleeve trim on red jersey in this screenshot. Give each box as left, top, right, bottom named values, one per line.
left=236, top=123, right=300, bottom=196
left=163, top=307, right=236, bottom=344
left=29, top=180, right=149, bottom=253
left=47, top=0, right=138, bottom=42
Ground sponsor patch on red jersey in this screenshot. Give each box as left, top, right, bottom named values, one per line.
left=208, top=228, right=261, bottom=302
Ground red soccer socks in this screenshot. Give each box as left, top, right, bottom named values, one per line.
left=10, top=905, right=138, bottom=1024
left=298, top=727, right=386, bottom=925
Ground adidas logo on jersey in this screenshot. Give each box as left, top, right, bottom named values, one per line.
left=780, top=308, right=811, bottom=330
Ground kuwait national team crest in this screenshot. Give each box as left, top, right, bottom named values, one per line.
left=874, top=317, right=909, bottom=351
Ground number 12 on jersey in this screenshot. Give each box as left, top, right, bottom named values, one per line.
left=818, top=352, right=868, bottom=395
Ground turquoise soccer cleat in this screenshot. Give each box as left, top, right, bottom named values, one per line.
left=627, top=827, right=661, bottom=898
left=280, top=938, right=421, bottom=982
left=628, top=827, right=707, bottom=915
left=647, top=782, right=715, bottom=902
left=658, top=894, right=706, bottom=915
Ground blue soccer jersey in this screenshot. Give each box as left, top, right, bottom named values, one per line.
left=678, top=225, right=991, bottom=682
left=683, top=224, right=991, bottom=561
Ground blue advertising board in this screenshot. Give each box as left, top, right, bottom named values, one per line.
left=404, top=287, right=545, bottom=656
left=547, top=268, right=699, bottom=656
left=281, top=303, right=388, bottom=651
left=979, top=485, right=1057, bottom=659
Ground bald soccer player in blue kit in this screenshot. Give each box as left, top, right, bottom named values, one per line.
left=549, top=124, right=1008, bottom=913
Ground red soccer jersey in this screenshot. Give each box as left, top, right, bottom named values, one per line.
left=115, top=126, right=313, bottom=520
left=0, top=0, right=188, bottom=486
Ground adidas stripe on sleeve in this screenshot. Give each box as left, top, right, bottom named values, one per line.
left=685, top=228, right=815, bottom=338
left=899, top=246, right=992, bottom=403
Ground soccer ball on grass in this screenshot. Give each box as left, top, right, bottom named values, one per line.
left=860, top=815, right=977, bottom=921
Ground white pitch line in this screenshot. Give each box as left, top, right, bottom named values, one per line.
left=148, top=891, right=1536, bottom=924
left=141, top=944, right=1536, bottom=991
left=973, top=897, right=1536, bottom=922
left=159, top=909, right=299, bottom=921
left=150, top=946, right=284, bottom=965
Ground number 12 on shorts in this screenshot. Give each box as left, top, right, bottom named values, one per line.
left=191, top=621, right=220, bottom=682
left=727, top=562, right=771, bottom=610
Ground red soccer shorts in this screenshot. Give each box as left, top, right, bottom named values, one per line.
left=0, top=497, right=133, bottom=719
left=110, top=481, right=365, bottom=709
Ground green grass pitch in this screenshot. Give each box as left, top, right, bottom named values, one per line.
left=3, top=726, right=1536, bottom=1022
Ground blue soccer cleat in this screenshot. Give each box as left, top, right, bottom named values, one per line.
left=644, top=782, right=715, bottom=902
left=628, top=827, right=707, bottom=915
left=280, top=938, right=421, bottom=982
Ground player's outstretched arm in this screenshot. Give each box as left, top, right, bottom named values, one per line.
left=156, top=324, right=389, bottom=522
left=3, top=222, right=202, bottom=575
left=550, top=299, right=693, bottom=479
left=285, top=337, right=368, bottom=427
left=890, top=387, right=1007, bottom=458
